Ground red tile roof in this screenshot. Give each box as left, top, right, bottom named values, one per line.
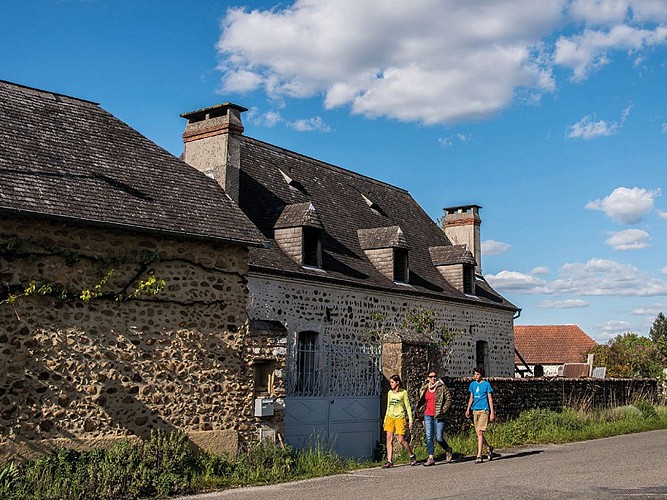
left=514, top=325, right=597, bottom=365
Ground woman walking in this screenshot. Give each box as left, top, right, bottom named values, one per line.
left=382, top=374, right=417, bottom=468
left=417, top=370, right=453, bottom=466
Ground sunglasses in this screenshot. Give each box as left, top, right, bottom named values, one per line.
left=427, top=375, right=436, bottom=378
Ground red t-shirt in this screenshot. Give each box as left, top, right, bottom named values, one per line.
left=425, top=388, right=436, bottom=416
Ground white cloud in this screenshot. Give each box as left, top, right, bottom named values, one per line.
left=245, top=107, right=283, bottom=128
left=657, top=210, right=667, bottom=219
left=482, top=239, right=511, bottom=255
left=531, top=266, right=550, bottom=275
left=662, top=123, right=667, bottom=134
left=596, top=319, right=633, bottom=341
left=567, top=114, right=617, bottom=139
left=216, top=1, right=667, bottom=124
left=661, top=266, right=667, bottom=274
left=286, top=116, right=331, bottom=132
left=585, top=186, right=660, bottom=224
left=538, top=299, right=589, bottom=308
left=605, top=228, right=650, bottom=250
left=489, top=258, right=667, bottom=296
left=485, top=270, right=547, bottom=293
left=632, top=304, right=666, bottom=316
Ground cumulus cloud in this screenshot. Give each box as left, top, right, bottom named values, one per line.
left=585, top=186, right=660, bottom=224
left=246, top=107, right=283, bottom=127
left=531, top=266, right=550, bottom=275
left=632, top=304, right=666, bottom=316
left=567, top=114, right=617, bottom=139
left=485, top=270, right=548, bottom=293
left=657, top=210, right=667, bottom=219
left=567, top=104, right=632, bottom=139
left=482, top=239, right=511, bottom=255
left=605, top=229, right=650, bottom=250
left=488, top=258, right=667, bottom=296
left=216, top=1, right=667, bottom=125
left=661, top=266, right=667, bottom=274
left=286, top=116, right=331, bottom=132
left=596, top=319, right=633, bottom=341
left=538, top=299, right=589, bottom=308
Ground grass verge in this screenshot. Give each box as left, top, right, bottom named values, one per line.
left=1, top=402, right=666, bottom=499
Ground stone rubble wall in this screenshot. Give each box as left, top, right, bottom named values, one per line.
left=246, top=274, right=516, bottom=443
left=0, top=215, right=254, bottom=462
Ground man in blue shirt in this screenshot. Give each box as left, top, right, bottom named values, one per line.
left=465, top=366, right=495, bottom=463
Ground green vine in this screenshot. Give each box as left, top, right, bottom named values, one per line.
left=1, top=235, right=167, bottom=311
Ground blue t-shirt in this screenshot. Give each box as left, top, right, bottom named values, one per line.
left=469, top=380, right=493, bottom=411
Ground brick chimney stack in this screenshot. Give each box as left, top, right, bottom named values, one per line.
left=442, top=205, right=482, bottom=274
left=180, top=103, right=247, bottom=203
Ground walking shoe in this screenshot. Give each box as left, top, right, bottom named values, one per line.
left=487, top=446, right=494, bottom=461
left=382, top=461, right=394, bottom=468
left=423, top=457, right=436, bottom=466
left=475, top=456, right=483, bottom=464
left=445, top=448, right=453, bottom=463
left=409, top=455, right=418, bottom=466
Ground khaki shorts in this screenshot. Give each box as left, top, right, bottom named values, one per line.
left=384, top=416, right=407, bottom=435
left=473, top=410, right=489, bottom=431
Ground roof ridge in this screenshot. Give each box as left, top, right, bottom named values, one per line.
left=0, top=79, right=99, bottom=106
left=241, top=135, right=409, bottom=194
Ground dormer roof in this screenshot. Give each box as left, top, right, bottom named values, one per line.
left=274, top=202, right=324, bottom=229
left=358, top=226, right=409, bottom=250
left=429, top=245, right=476, bottom=266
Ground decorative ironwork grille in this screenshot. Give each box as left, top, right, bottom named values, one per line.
left=287, top=333, right=382, bottom=397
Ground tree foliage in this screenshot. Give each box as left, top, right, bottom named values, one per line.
left=649, top=312, right=667, bottom=359
left=591, top=332, right=666, bottom=378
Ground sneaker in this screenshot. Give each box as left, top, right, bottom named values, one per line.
left=409, top=455, right=418, bottom=466
left=475, top=456, right=483, bottom=464
left=382, top=461, right=394, bottom=469
left=445, top=448, right=453, bottom=463
left=487, top=446, right=494, bottom=461
left=423, top=457, right=436, bottom=467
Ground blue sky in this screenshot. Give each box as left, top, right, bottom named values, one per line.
left=3, top=0, right=667, bottom=342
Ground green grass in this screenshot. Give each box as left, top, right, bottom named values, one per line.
left=407, top=403, right=667, bottom=462
left=2, top=402, right=667, bottom=499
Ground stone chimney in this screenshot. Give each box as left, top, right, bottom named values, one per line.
left=180, top=103, right=247, bottom=203
left=442, top=204, right=482, bottom=273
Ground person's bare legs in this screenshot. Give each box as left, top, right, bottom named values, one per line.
left=396, top=434, right=414, bottom=457
left=386, top=431, right=394, bottom=463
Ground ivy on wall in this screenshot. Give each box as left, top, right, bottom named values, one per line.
left=0, top=234, right=166, bottom=317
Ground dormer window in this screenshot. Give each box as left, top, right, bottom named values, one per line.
left=358, top=226, right=410, bottom=284
left=303, top=226, right=322, bottom=267
left=273, top=202, right=325, bottom=270
left=393, top=248, right=409, bottom=283
left=430, top=245, right=477, bottom=295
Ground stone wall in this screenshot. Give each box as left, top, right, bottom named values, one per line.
left=247, top=273, right=516, bottom=441
left=392, top=339, right=658, bottom=442
left=0, top=215, right=256, bottom=462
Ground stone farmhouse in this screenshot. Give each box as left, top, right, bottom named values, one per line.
left=0, top=79, right=519, bottom=461
left=0, top=80, right=264, bottom=461
left=180, top=103, right=519, bottom=457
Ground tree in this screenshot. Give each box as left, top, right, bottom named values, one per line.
left=591, top=332, right=665, bottom=378
left=649, top=312, right=667, bottom=359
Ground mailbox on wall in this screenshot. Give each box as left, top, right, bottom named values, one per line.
left=254, top=397, right=275, bottom=417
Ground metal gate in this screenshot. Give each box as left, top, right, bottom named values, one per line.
left=283, top=334, right=382, bottom=458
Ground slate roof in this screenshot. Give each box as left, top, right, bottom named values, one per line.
left=236, top=135, right=517, bottom=310
left=514, top=325, right=598, bottom=364
left=0, top=80, right=263, bottom=246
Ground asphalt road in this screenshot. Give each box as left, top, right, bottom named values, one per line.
left=176, top=429, right=667, bottom=500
